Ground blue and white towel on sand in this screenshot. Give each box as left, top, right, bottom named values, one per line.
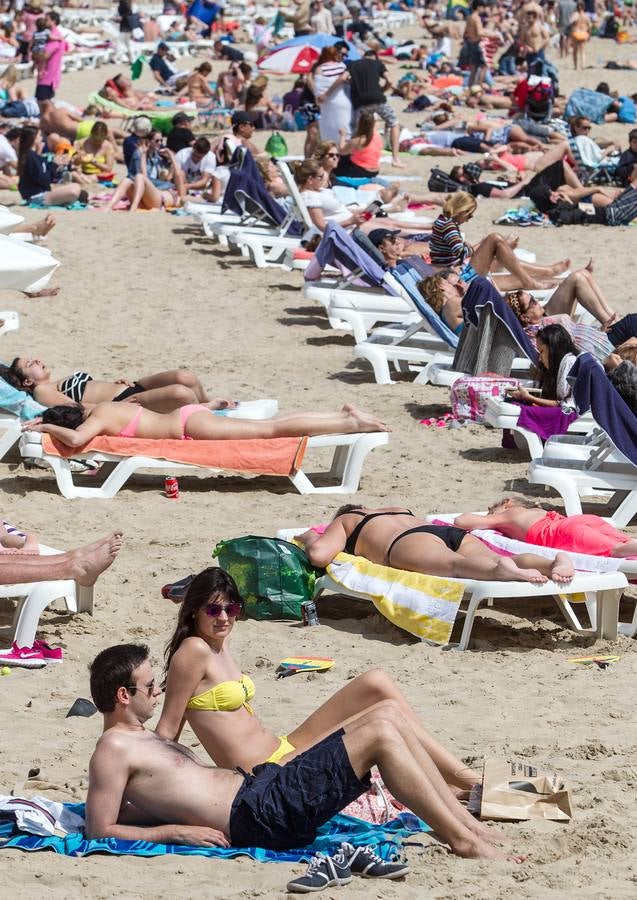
left=0, top=802, right=429, bottom=863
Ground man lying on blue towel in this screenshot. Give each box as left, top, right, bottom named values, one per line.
left=85, top=644, right=525, bottom=862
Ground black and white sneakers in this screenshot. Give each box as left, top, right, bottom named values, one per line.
left=343, top=841, right=410, bottom=879
left=286, top=842, right=409, bottom=893
left=286, top=845, right=352, bottom=893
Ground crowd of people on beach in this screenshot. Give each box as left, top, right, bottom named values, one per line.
left=1, top=0, right=636, bottom=890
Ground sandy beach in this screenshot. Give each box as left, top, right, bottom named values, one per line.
left=0, top=30, right=636, bottom=899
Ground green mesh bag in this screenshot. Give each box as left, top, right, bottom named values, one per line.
left=264, top=131, right=288, bottom=158
left=213, top=536, right=317, bottom=621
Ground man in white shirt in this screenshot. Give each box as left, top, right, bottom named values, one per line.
left=175, top=136, right=218, bottom=194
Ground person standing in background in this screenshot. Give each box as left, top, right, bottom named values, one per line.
left=35, top=11, right=66, bottom=102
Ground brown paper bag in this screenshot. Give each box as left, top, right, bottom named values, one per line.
left=479, top=759, right=572, bottom=822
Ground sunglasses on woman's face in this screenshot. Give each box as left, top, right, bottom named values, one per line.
left=204, top=601, right=242, bottom=618
left=325, top=152, right=339, bottom=159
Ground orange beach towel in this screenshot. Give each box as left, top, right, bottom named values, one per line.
left=42, top=435, right=308, bottom=476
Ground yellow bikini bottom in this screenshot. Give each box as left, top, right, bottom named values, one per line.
left=264, top=734, right=296, bottom=765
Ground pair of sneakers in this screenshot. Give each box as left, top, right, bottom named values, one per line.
left=287, top=841, right=409, bottom=893
left=0, top=640, right=63, bottom=668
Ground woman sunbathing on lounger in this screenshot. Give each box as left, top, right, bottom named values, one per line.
left=455, top=497, right=637, bottom=559
left=420, top=262, right=619, bottom=337
left=297, top=505, right=575, bottom=584
left=156, top=567, right=505, bottom=851
left=21, top=401, right=389, bottom=446
left=8, top=357, right=230, bottom=414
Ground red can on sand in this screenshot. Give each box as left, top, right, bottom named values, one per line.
left=165, top=476, right=179, bottom=499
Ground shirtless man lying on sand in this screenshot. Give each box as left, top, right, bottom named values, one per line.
left=85, top=643, right=525, bottom=861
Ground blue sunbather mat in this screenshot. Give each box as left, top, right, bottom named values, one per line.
left=0, top=803, right=429, bottom=862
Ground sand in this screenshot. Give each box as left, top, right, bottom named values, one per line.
left=0, top=28, right=636, bottom=900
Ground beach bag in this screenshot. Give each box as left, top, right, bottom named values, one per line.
left=213, top=536, right=317, bottom=621
left=428, top=167, right=463, bottom=193
left=477, top=759, right=572, bottom=822
left=526, top=78, right=553, bottom=121
left=451, top=374, right=519, bottom=423
left=264, top=131, right=288, bottom=157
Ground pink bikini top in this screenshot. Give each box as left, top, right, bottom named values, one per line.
left=118, top=406, right=143, bottom=438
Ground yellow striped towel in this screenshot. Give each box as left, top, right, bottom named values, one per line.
left=326, top=552, right=465, bottom=645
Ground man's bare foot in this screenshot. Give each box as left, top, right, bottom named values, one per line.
left=551, top=552, right=575, bottom=584
left=32, top=214, right=56, bottom=238
left=23, top=286, right=60, bottom=299
left=391, top=158, right=407, bottom=168
left=342, top=403, right=391, bottom=433
left=453, top=836, right=526, bottom=862
left=73, top=531, right=123, bottom=559
left=496, top=557, right=547, bottom=584
left=70, top=533, right=123, bottom=586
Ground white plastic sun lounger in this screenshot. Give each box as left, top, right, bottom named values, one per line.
left=276, top=526, right=626, bottom=649
left=428, top=512, right=637, bottom=639
left=1, top=540, right=93, bottom=651
left=18, top=431, right=389, bottom=499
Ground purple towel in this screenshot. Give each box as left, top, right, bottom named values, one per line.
left=517, top=403, right=578, bottom=440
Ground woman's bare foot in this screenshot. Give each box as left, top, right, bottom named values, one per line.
left=206, top=398, right=239, bottom=410
left=507, top=235, right=519, bottom=249
left=342, top=403, right=391, bottom=433
left=550, top=259, right=571, bottom=275
left=496, top=557, right=547, bottom=584
left=70, top=532, right=123, bottom=586
left=551, top=552, right=575, bottom=584
left=23, top=286, right=60, bottom=299
left=603, top=312, right=619, bottom=330
left=453, top=836, right=526, bottom=862
left=391, top=158, right=407, bottom=169
left=31, top=214, right=56, bottom=238
left=585, top=257, right=593, bottom=273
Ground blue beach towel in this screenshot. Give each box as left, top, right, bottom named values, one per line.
left=0, top=803, right=429, bottom=863
left=24, top=200, right=87, bottom=211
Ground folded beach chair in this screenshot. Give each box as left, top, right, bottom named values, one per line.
left=303, top=225, right=419, bottom=341
left=529, top=353, right=637, bottom=526
left=353, top=263, right=460, bottom=384
left=427, top=512, right=636, bottom=638
left=276, top=526, right=627, bottom=649
left=18, top=428, right=389, bottom=499
left=420, top=277, right=538, bottom=387
left=0, top=532, right=93, bottom=650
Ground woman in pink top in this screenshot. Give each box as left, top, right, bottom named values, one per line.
left=336, top=112, right=383, bottom=179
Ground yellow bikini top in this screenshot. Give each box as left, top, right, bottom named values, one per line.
left=186, top=674, right=255, bottom=714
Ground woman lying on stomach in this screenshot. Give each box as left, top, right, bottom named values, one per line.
left=8, top=357, right=231, bottom=413
left=21, top=401, right=389, bottom=446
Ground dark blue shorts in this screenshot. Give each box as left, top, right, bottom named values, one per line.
left=228, top=728, right=370, bottom=851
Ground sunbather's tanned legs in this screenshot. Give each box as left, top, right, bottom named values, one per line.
left=137, top=370, right=208, bottom=403
left=470, top=233, right=568, bottom=289
left=286, top=669, right=480, bottom=792
left=388, top=532, right=574, bottom=584
left=184, top=404, right=389, bottom=438
left=544, top=267, right=616, bottom=326
left=342, top=709, right=525, bottom=861
left=0, top=532, right=123, bottom=587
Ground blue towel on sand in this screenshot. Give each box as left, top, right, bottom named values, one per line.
left=0, top=803, right=429, bottom=862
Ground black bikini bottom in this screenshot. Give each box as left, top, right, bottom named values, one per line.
left=387, top=524, right=468, bottom=567
left=113, top=382, right=145, bottom=401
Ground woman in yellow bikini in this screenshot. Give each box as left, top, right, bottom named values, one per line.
left=75, top=121, right=115, bottom=181
left=155, top=567, right=487, bottom=831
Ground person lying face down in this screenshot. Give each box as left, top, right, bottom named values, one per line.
left=454, top=497, right=637, bottom=560
left=296, top=504, right=576, bottom=584
left=84, top=642, right=526, bottom=861
left=21, top=400, right=389, bottom=447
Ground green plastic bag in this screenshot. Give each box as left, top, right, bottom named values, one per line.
left=264, top=131, right=288, bottom=158
left=213, top=536, right=317, bottom=621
